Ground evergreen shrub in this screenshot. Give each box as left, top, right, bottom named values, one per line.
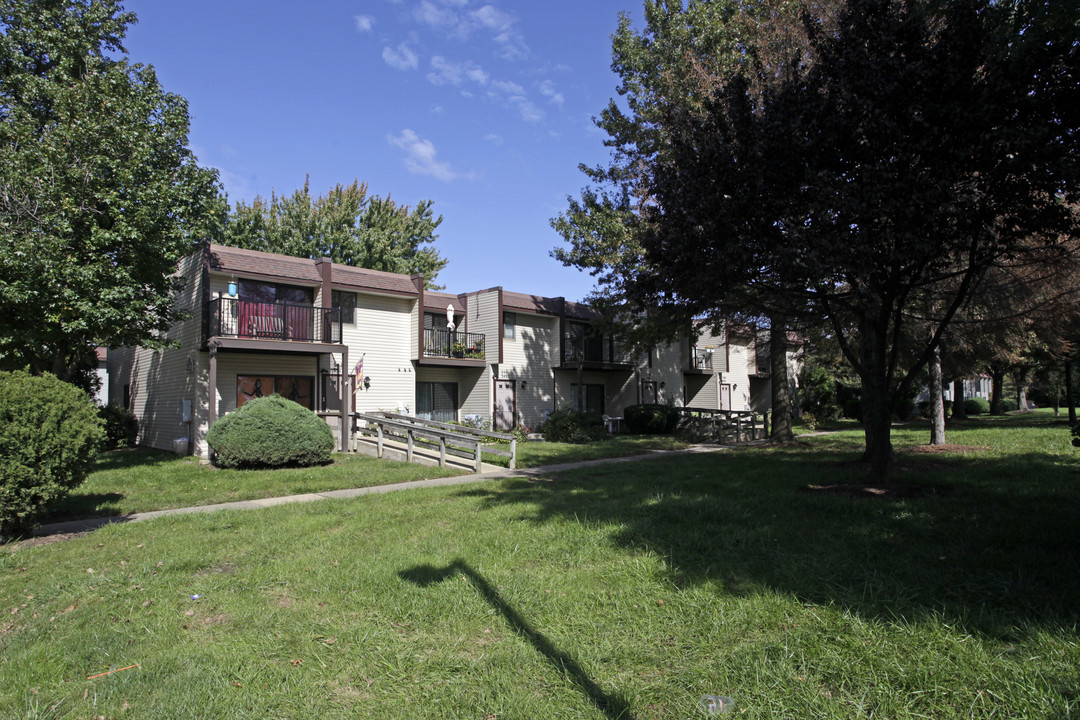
left=207, top=395, right=334, bottom=468
left=624, top=403, right=681, bottom=434
left=1, top=371, right=104, bottom=538
left=99, top=404, right=139, bottom=449
left=964, top=397, right=991, bottom=415
left=540, top=408, right=605, bottom=444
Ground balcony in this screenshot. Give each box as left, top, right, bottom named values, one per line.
left=561, top=335, right=634, bottom=370
left=209, top=298, right=342, bottom=344
left=689, top=347, right=714, bottom=372
left=423, top=328, right=486, bottom=362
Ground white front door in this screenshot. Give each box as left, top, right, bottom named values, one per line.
left=495, top=379, right=516, bottom=431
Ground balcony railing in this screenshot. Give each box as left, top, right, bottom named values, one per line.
left=424, top=328, right=486, bottom=360
left=690, top=348, right=714, bottom=371
left=209, top=298, right=342, bottom=344
left=562, top=335, right=633, bottom=366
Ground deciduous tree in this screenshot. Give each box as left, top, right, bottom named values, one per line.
left=0, top=0, right=223, bottom=383
left=221, top=177, right=447, bottom=289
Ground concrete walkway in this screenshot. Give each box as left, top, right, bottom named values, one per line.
left=31, top=444, right=736, bottom=538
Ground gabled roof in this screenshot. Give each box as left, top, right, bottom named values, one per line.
left=502, top=291, right=563, bottom=316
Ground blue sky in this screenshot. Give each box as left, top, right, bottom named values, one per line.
left=120, top=0, right=644, bottom=302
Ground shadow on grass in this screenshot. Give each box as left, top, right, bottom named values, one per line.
left=91, top=447, right=185, bottom=472
left=46, top=492, right=126, bottom=522
left=457, top=442, right=1080, bottom=640
left=400, top=559, right=635, bottom=720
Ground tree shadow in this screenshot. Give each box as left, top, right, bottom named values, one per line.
left=400, top=559, right=636, bottom=720
left=456, top=444, right=1080, bottom=641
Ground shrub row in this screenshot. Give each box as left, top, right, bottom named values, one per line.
left=623, top=404, right=680, bottom=435
left=539, top=408, right=606, bottom=444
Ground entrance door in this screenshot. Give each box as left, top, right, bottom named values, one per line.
left=495, top=379, right=516, bottom=431
left=720, top=383, right=732, bottom=411
left=641, top=380, right=658, bottom=404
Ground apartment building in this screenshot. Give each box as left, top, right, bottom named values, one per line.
left=109, top=243, right=779, bottom=458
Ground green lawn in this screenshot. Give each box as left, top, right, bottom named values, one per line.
left=3, top=413, right=1078, bottom=718
left=46, top=435, right=689, bottom=522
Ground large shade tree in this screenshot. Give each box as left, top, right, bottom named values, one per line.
left=0, top=0, right=224, bottom=384
left=556, top=0, right=1079, bottom=479
left=221, top=177, right=447, bottom=289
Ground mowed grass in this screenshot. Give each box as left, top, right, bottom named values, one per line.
left=47, top=451, right=464, bottom=521
left=48, top=435, right=689, bottom=522
left=2, top=412, right=1078, bottom=718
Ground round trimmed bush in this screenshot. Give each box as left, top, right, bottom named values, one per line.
left=207, top=395, right=334, bottom=468
left=964, top=397, right=991, bottom=415
left=624, top=403, right=681, bottom=434
left=540, top=408, right=606, bottom=444
left=1, top=370, right=105, bottom=539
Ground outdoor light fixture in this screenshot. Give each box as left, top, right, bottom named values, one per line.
left=228, top=281, right=238, bottom=296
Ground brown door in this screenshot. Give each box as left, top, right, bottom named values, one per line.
left=495, top=380, right=516, bottom=431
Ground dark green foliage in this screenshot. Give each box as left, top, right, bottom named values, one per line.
left=843, top=399, right=862, bottom=421
left=0, top=370, right=104, bottom=538
left=624, top=404, right=680, bottom=435
left=98, top=404, right=138, bottom=450
left=799, top=364, right=843, bottom=422
left=207, top=395, right=334, bottom=469
left=1001, top=398, right=1019, bottom=413
left=539, top=408, right=606, bottom=444
left=964, top=397, right=991, bottom=415
left=1071, top=424, right=1080, bottom=448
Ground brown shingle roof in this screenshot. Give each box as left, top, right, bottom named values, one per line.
left=332, top=264, right=418, bottom=296
left=206, top=244, right=322, bottom=284
left=424, top=291, right=466, bottom=314
left=502, top=291, right=563, bottom=316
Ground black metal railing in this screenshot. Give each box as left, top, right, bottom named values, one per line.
left=562, top=335, right=633, bottom=366
left=690, top=348, right=714, bottom=371
left=209, top=298, right=342, bottom=343
left=424, top=328, right=486, bottom=360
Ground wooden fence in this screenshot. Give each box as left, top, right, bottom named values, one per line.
left=351, top=411, right=516, bottom=471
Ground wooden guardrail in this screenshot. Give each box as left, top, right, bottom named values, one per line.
left=351, top=412, right=517, bottom=471
left=676, top=407, right=769, bottom=443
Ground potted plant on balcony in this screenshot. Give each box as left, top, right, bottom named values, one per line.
left=466, top=339, right=483, bottom=358
left=451, top=341, right=466, bottom=358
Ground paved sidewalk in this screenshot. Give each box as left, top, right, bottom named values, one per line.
left=32, top=444, right=734, bottom=538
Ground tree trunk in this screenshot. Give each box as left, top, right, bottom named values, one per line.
left=952, top=378, right=967, bottom=420
left=1066, top=358, right=1076, bottom=425
left=858, top=317, right=893, bottom=480
left=929, top=345, right=946, bottom=444
left=769, top=318, right=795, bottom=443
left=990, top=363, right=1005, bottom=415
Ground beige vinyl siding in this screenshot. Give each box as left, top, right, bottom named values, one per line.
left=695, top=324, right=728, bottom=373
left=639, top=342, right=684, bottom=406
left=685, top=373, right=719, bottom=408
left=499, top=312, right=558, bottom=429
left=468, top=289, right=501, bottom=363
left=124, top=253, right=205, bottom=455
left=347, top=293, right=415, bottom=415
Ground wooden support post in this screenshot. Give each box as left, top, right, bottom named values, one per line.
left=439, top=436, right=446, bottom=467
left=407, top=430, right=414, bottom=462
left=474, top=443, right=482, bottom=472
left=509, top=439, right=516, bottom=470
left=376, top=425, right=384, bottom=458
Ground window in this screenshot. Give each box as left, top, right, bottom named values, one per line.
left=503, top=312, right=516, bottom=339
left=570, top=383, right=605, bottom=415
left=236, top=375, right=314, bottom=410
left=331, top=290, right=356, bottom=324
left=416, top=382, right=458, bottom=423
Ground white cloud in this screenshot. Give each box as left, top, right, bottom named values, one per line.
left=388, top=129, right=460, bottom=181
left=484, top=133, right=503, bottom=146
left=414, top=0, right=459, bottom=29
left=469, top=5, right=527, bottom=59
left=382, top=43, right=419, bottom=71
left=427, top=56, right=489, bottom=86
left=539, top=80, right=564, bottom=107
left=354, top=15, right=374, bottom=32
